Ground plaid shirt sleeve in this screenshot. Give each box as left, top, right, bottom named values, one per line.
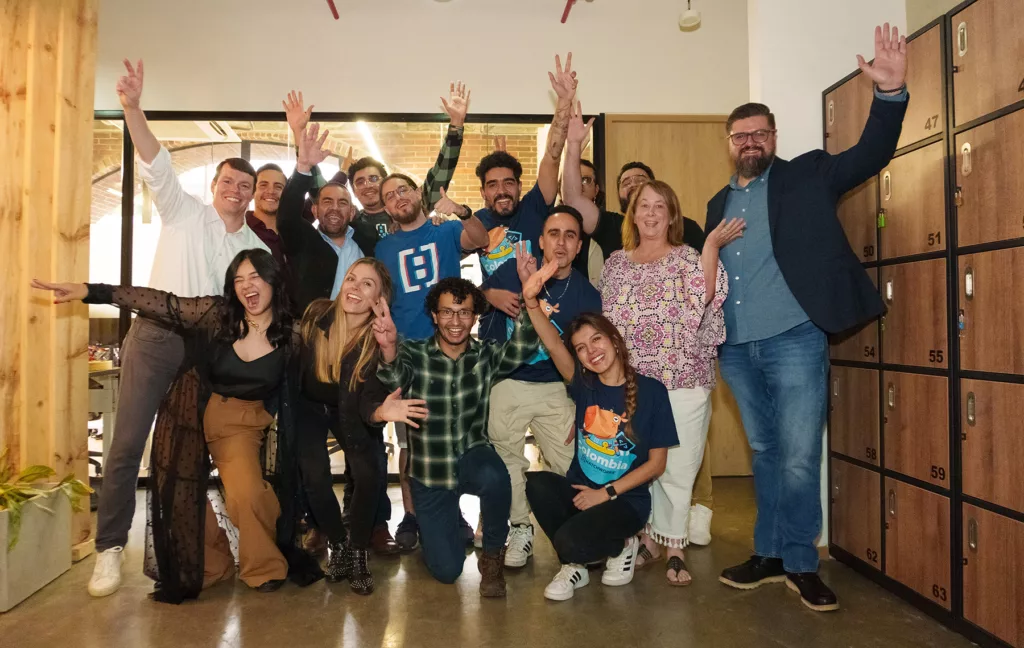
left=376, top=342, right=417, bottom=392
left=491, top=310, right=541, bottom=381
left=421, top=125, right=464, bottom=212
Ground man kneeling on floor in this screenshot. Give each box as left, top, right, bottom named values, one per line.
left=373, top=277, right=540, bottom=596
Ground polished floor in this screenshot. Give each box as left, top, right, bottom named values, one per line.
left=1, top=478, right=972, bottom=648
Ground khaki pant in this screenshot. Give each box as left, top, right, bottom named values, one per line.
left=202, top=395, right=287, bottom=589
left=488, top=379, right=576, bottom=526
left=692, top=444, right=713, bottom=509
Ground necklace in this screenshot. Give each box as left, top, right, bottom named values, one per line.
left=245, top=317, right=264, bottom=333
left=543, top=272, right=572, bottom=303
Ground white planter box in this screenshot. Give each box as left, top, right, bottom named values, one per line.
left=0, top=489, right=72, bottom=612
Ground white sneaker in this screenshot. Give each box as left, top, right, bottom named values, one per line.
left=601, top=535, right=639, bottom=586
left=544, top=564, right=590, bottom=601
left=504, top=524, right=534, bottom=567
left=688, top=504, right=713, bottom=546
left=88, top=546, right=125, bottom=597
left=473, top=517, right=483, bottom=549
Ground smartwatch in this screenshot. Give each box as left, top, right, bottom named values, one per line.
left=458, top=204, right=473, bottom=221
left=605, top=484, right=618, bottom=500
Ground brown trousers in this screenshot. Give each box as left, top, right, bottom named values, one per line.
left=202, top=395, right=287, bottom=589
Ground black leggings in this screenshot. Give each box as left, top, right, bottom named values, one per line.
left=295, top=398, right=381, bottom=549
left=525, top=471, right=645, bottom=565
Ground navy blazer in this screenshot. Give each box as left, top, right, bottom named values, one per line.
left=706, top=94, right=908, bottom=335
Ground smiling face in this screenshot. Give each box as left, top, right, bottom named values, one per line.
left=254, top=169, right=286, bottom=216
left=431, top=292, right=477, bottom=347
left=571, top=324, right=618, bottom=376
left=632, top=185, right=673, bottom=244
left=233, top=258, right=273, bottom=318
left=211, top=166, right=255, bottom=219
left=381, top=177, right=422, bottom=225
left=352, top=165, right=385, bottom=212
left=340, top=262, right=383, bottom=317
left=539, top=211, right=582, bottom=272
left=728, top=115, right=777, bottom=179
left=313, top=185, right=355, bottom=238
left=480, top=167, right=522, bottom=217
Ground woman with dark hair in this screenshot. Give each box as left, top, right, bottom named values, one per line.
left=516, top=252, right=679, bottom=602
left=297, top=257, right=427, bottom=595
left=32, top=248, right=317, bottom=602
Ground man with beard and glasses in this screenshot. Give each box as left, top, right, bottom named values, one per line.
left=246, top=164, right=288, bottom=266
left=709, top=24, right=909, bottom=613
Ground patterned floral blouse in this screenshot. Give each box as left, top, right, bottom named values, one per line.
left=601, top=245, right=728, bottom=391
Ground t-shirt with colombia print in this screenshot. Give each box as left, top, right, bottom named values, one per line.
left=564, top=371, right=679, bottom=519
left=474, top=183, right=551, bottom=279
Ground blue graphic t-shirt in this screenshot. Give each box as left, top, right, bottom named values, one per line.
left=475, top=183, right=551, bottom=279
left=375, top=220, right=464, bottom=341
left=478, top=262, right=601, bottom=383
left=565, top=372, right=679, bottom=518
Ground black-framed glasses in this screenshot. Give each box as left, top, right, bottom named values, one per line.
left=727, top=129, right=776, bottom=146
left=437, top=308, right=474, bottom=321
left=353, top=174, right=382, bottom=188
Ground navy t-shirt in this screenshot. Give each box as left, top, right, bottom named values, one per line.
left=475, top=183, right=551, bottom=279
left=565, top=372, right=679, bottom=518
left=375, top=220, right=464, bottom=340
left=478, top=262, right=602, bottom=383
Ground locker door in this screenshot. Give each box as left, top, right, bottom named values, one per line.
left=838, top=177, right=878, bottom=263
left=955, top=107, right=1024, bottom=247
left=878, top=142, right=946, bottom=259
left=951, top=0, right=1024, bottom=126
left=962, top=379, right=1024, bottom=514
left=830, top=367, right=880, bottom=464
left=830, top=269, right=879, bottom=362
left=880, top=259, right=948, bottom=368
left=884, top=479, right=952, bottom=610
left=962, top=504, right=1024, bottom=647
left=883, top=372, right=949, bottom=487
left=958, top=248, right=1024, bottom=374
left=830, top=458, right=881, bottom=570
left=825, top=73, right=874, bottom=155
left=898, top=25, right=944, bottom=149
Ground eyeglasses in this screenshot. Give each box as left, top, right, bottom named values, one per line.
left=437, top=308, right=475, bottom=321
left=353, top=174, right=382, bottom=189
left=619, top=175, right=648, bottom=189
left=382, top=184, right=414, bottom=203
left=581, top=176, right=595, bottom=186
left=727, top=129, right=776, bottom=146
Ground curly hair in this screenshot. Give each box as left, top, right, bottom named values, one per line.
left=565, top=313, right=637, bottom=441
left=218, top=249, right=293, bottom=348
left=475, top=151, right=523, bottom=184
left=425, top=277, right=488, bottom=318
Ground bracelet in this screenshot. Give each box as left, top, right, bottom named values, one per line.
left=458, top=204, right=473, bottom=220
left=876, top=83, right=906, bottom=95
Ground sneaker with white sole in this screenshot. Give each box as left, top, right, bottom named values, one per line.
left=601, top=535, right=639, bottom=586
left=544, top=564, right=590, bottom=601
left=88, top=546, right=125, bottom=597
left=504, top=523, right=534, bottom=568
left=688, top=503, right=713, bottom=546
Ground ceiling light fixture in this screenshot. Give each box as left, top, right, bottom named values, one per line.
left=679, top=0, right=701, bottom=30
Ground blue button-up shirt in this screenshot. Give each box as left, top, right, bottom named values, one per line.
left=319, top=226, right=364, bottom=299
left=720, top=165, right=809, bottom=344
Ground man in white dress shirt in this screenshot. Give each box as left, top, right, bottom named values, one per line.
left=88, top=59, right=270, bottom=598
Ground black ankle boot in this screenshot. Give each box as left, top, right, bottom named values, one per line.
left=349, top=548, right=374, bottom=595
left=326, top=541, right=349, bottom=583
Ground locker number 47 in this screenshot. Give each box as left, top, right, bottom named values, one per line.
left=923, top=114, right=940, bottom=130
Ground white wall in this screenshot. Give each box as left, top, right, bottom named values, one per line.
left=95, top=0, right=750, bottom=116
left=906, top=0, right=960, bottom=32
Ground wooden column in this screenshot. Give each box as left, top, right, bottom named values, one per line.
left=1, top=0, right=98, bottom=556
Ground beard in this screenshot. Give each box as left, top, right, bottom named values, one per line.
left=734, top=147, right=775, bottom=179
left=319, top=209, right=348, bottom=237
left=390, top=203, right=422, bottom=225
left=258, top=201, right=279, bottom=216
left=490, top=192, right=519, bottom=217
left=619, top=191, right=633, bottom=213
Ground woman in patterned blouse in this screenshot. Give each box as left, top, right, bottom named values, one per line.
left=600, top=180, right=745, bottom=585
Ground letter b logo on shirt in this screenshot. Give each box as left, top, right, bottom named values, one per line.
left=398, top=243, right=440, bottom=293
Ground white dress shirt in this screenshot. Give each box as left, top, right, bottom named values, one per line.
left=137, top=147, right=270, bottom=297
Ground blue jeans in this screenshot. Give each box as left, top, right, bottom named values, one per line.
left=409, top=445, right=511, bottom=584
left=718, top=321, right=829, bottom=573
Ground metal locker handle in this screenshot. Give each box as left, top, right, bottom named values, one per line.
left=888, top=490, right=896, bottom=517
left=883, top=171, right=892, bottom=201
left=887, top=383, right=896, bottom=410
left=832, top=378, right=839, bottom=397
left=954, top=187, right=964, bottom=207
left=961, top=142, right=973, bottom=177
left=885, top=279, right=894, bottom=304
left=957, top=22, right=968, bottom=58
left=966, top=392, right=976, bottom=426
left=967, top=518, right=978, bottom=552
left=828, top=100, right=835, bottom=126
left=965, top=266, right=974, bottom=300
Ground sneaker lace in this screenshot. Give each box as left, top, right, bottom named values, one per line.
left=606, top=539, right=634, bottom=571
left=507, top=525, right=530, bottom=551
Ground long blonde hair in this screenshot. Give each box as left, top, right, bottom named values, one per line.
left=299, top=258, right=393, bottom=392
left=621, top=180, right=686, bottom=251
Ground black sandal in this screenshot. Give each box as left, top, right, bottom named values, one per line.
left=666, top=556, right=692, bottom=587
left=636, top=541, right=657, bottom=569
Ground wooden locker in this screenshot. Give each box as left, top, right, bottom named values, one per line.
left=830, top=269, right=879, bottom=362
left=951, top=0, right=1024, bottom=126
left=962, top=379, right=1024, bottom=514
left=880, top=259, right=948, bottom=368
left=825, top=73, right=875, bottom=155
left=830, top=367, right=880, bottom=464
left=879, top=142, right=946, bottom=259
left=883, top=372, right=949, bottom=487
left=884, top=478, right=952, bottom=610
left=830, top=458, right=882, bottom=569
left=962, top=505, right=1024, bottom=647
left=958, top=248, right=1024, bottom=374
left=898, top=25, right=944, bottom=149
left=955, top=107, right=1024, bottom=247
left=838, top=177, right=878, bottom=263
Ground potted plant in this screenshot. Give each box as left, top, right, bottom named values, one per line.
left=0, top=449, right=92, bottom=612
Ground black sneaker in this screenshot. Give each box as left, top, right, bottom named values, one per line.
left=459, top=515, right=475, bottom=547
left=786, top=572, right=839, bottom=612
left=395, top=513, right=419, bottom=551
left=719, top=555, right=786, bottom=590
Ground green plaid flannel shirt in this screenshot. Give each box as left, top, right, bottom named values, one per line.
left=377, top=311, right=540, bottom=490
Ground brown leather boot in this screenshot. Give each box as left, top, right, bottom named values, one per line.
left=478, top=547, right=507, bottom=598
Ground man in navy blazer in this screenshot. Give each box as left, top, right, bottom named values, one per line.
left=710, top=24, right=909, bottom=612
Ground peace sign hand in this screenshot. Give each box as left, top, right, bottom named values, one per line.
left=514, top=241, right=537, bottom=287
left=372, top=298, right=398, bottom=352
left=116, top=59, right=144, bottom=110
left=548, top=52, right=578, bottom=102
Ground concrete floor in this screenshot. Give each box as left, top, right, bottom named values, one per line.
left=0, top=478, right=973, bottom=648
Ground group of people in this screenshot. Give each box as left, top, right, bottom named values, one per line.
left=36, top=23, right=911, bottom=611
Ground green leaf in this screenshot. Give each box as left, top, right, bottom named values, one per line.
left=16, top=465, right=56, bottom=484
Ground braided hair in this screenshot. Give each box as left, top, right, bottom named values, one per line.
left=566, top=312, right=638, bottom=441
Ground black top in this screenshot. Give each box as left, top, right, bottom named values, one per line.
left=209, top=343, right=286, bottom=401
left=705, top=93, right=907, bottom=334
left=350, top=210, right=391, bottom=257
left=574, top=210, right=707, bottom=281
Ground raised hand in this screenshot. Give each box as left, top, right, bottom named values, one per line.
left=372, top=298, right=398, bottom=351
left=374, top=388, right=429, bottom=428
left=857, top=23, right=908, bottom=91
left=31, top=279, right=88, bottom=304
left=116, top=59, right=144, bottom=110
left=440, top=81, right=471, bottom=127
left=493, top=135, right=507, bottom=153
left=514, top=241, right=537, bottom=287
left=705, top=218, right=746, bottom=251
left=282, top=90, right=313, bottom=137
left=341, top=145, right=356, bottom=174
left=297, top=123, right=331, bottom=172
left=523, top=257, right=559, bottom=308
left=433, top=186, right=461, bottom=218
left=567, top=100, right=595, bottom=146
left=548, top=52, right=578, bottom=102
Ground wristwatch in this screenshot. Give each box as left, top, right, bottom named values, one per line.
left=458, top=204, right=473, bottom=221
left=605, top=484, right=618, bottom=500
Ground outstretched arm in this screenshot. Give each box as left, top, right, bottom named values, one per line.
left=538, top=53, right=577, bottom=204
left=561, top=100, right=600, bottom=234
left=518, top=244, right=576, bottom=382
left=422, top=82, right=469, bottom=211
left=32, top=281, right=220, bottom=332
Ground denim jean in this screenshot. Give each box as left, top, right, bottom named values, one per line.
left=408, top=445, right=511, bottom=584
left=718, top=320, right=829, bottom=573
